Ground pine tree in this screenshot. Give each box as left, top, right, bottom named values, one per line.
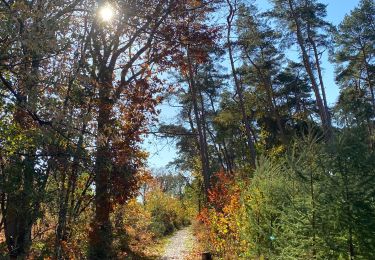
left=269, top=0, right=333, bottom=137
left=334, top=0, right=375, bottom=109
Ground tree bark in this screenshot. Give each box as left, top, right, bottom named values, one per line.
left=226, top=0, right=257, bottom=167
left=307, top=24, right=332, bottom=128
left=5, top=161, right=34, bottom=260
left=186, top=47, right=211, bottom=200
left=359, top=42, right=375, bottom=111
left=287, top=0, right=332, bottom=138
left=4, top=53, right=40, bottom=259
left=89, top=70, right=113, bottom=259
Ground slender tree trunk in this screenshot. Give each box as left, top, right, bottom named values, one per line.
left=206, top=94, right=228, bottom=171
left=222, top=141, right=235, bottom=173
left=360, top=44, right=375, bottom=110
left=186, top=47, right=211, bottom=199
left=266, top=75, right=286, bottom=141
left=226, top=0, right=256, bottom=167
left=287, top=0, right=332, bottom=138
left=55, top=168, right=68, bottom=259
left=307, top=26, right=331, bottom=128
left=207, top=93, right=234, bottom=172
left=55, top=123, right=87, bottom=259
left=198, top=89, right=211, bottom=179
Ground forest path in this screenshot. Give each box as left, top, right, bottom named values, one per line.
left=160, top=226, right=197, bottom=260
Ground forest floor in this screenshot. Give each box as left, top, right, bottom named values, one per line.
left=159, top=226, right=200, bottom=260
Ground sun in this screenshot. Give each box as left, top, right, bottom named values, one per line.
left=99, top=4, right=114, bottom=22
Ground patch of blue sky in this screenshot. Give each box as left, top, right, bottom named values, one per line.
left=143, top=0, right=361, bottom=169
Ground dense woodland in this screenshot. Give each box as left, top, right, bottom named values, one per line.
left=0, top=0, right=374, bottom=259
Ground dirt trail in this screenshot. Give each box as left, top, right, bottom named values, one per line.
left=160, top=226, right=197, bottom=260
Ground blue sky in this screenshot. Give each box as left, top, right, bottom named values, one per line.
left=143, top=0, right=361, bottom=169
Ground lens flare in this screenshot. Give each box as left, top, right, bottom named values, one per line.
left=99, top=4, right=114, bottom=22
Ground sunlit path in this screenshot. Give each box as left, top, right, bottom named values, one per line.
left=1, top=0, right=372, bottom=258
left=160, top=226, right=197, bottom=260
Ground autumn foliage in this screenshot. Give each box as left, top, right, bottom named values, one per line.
left=198, top=171, right=248, bottom=257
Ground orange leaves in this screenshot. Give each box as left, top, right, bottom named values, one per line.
left=208, top=170, right=237, bottom=211
left=108, top=71, right=164, bottom=206
left=112, top=199, right=155, bottom=257
left=198, top=170, right=247, bottom=256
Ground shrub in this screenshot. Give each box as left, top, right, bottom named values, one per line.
left=146, top=188, right=191, bottom=237
left=198, top=171, right=249, bottom=258
left=112, top=199, right=154, bottom=258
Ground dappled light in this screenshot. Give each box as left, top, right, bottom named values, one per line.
left=0, top=0, right=373, bottom=259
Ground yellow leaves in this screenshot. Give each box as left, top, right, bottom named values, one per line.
left=0, top=121, right=37, bottom=155
left=269, top=145, right=286, bottom=158
left=200, top=172, right=249, bottom=257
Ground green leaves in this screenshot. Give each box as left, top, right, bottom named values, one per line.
left=334, top=0, right=375, bottom=126
left=238, top=130, right=375, bottom=259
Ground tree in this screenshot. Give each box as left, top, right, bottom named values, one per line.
left=334, top=0, right=375, bottom=139
left=334, top=0, right=374, bottom=108
left=159, top=1, right=222, bottom=200
left=226, top=0, right=257, bottom=167
left=324, top=127, right=375, bottom=259
left=0, top=1, right=83, bottom=258
left=237, top=3, right=287, bottom=144
left=84, top=1, right=183, bottom=257
left=269, top=0, right=333, bottom=137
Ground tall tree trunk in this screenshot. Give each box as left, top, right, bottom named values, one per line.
left=198, top=88, right=211, bottom=179
left=206, top=93, right=229, bottom=172
left=186, top=47, right=211, bottom=199
left=226, top=0, right=257, bottom=167
left=55, top=168, right=68, bottom=259
left=5, top=160, right=34, bottom=260
left=4, top=54, right=40, bottom=259
left=307, top=25, right=332, bottom=128
left=89, top=70, right=113, bottom=259
left=341, top=162, right=355, bottom=260
left=55, top=122, right=87, bottom=259
left=287, top=0, right=332, bottom=138
left=264, top=74, right=286, bottom=141
left=359, top=43, right=375, bottom=111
